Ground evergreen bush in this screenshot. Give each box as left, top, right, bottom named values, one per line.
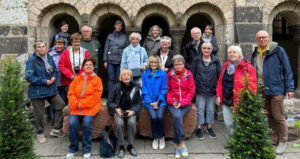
left=228, top=72, right=275, bottom=159
left=0, top=58, right=39, bottom=159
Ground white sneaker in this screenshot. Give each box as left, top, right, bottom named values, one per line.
left=65, top=152, right=75, bottom=159
left=275, top=142, right=287, bottom=155
left=37, top=134, right=47, bottom=143
left=159, top=137, right=165, bottom=149
left=152, top=139, right=159, bottom=150
left=83, top=153, right=91, bottom=159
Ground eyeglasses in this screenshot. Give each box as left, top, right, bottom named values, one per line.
left=192, top=32, right=201, bottom=35
left=257, top=36, right=267, bottom=40
left=202, top=47, right=211, bottom=50
left=174, top=63, right=184, bottom=66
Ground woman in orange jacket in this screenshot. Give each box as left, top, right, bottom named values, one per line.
left=66, top=57, right=103, bottom=159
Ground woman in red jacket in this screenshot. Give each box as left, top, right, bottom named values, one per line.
left=58, top=33, right=91, bottom=93
left=216, top=45, right=257, bottom=135
left=66, top=57, right=103, bottom=159
left=166, top=55, right=195, bottom=158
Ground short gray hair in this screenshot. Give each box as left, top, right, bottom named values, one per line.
left=201, top=42, right=213, bottom=49
left=172, top=54, right=185, bottom=64
left=160, top=36, right=171, bottom=45
left=227, top=45, right=243, bottom=58
left=81, top=25, right=92, bottom=32
left=129, top=32, right=142, bottom=41
left=191, top=27, right=201, bottom=34
left=34, top=40, right=47, bottom=49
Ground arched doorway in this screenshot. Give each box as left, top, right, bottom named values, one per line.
left=141, top=15, right=170, bottom=44
left=96, top=15, right=125, bottom=97
left=181, top=13, right=213, bottom=47
left=272, top=13, right=298, bottom=88
left=48, top=14, right=79, bottom=47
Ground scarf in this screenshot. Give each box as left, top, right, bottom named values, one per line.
left=202, top=33, right=212, bottom=43
left=174, top=68, right=186, bottom=79
left=36, top=53, right=53, bottom=74
left=227, top=58, right=241, bottom=75
left=57, top=32, right=70, bottom=48
left=192, top=40, right=200, bottom=51
left=120, top=81, right=135, bottom=111
left=258, top=42, right=269, bottom=60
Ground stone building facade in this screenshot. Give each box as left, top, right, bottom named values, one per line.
left=1, top=0, right=300, bottom=96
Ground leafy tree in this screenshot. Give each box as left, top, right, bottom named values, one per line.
left=0, top=58, right=39, bottom=159
left=228, top=72, right=275, bottom=159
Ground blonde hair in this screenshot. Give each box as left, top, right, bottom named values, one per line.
left=147, top=56, right=162, bottom=68
left=119, top=69, right=133, bottom=81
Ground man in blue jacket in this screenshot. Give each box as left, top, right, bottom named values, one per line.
left=251, top=30, right=294, bottom=155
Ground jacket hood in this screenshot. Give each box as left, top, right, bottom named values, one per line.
left=199, top=54, right=219, bottom=64
left=268, top=41, right=278, bottom=53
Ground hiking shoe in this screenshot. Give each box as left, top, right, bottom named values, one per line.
left=159, top=137, right=165, bottom=149
left=152, top=139, right=158, bottom=150
left=65, top=152, right=76, bottom=159
left=118, top=148, right=124, bottom=158
left=275, top=142, right=287, bottom=155
left=83, top=153, right=91, bottom=159
left=206, top=128, right=216, bottom=139
left=50, top=129, right=65, bottom=138
left=196, top=128, right=203, bottom=139
left=175, top=148, right=181, bottom=158
left=180, top=146, right=189, bottom=157
left=37, top=133, right=47, bottom=143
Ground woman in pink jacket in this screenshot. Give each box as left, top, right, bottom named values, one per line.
left=58, top=33, right=91, bottom=94
left=166, top=55, right=195, bottom=158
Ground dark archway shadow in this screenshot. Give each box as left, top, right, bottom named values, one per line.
left=141, top=15, right=170, bottom=45
left=49, top=14, right=79, bottom=47
left=273, top=15, right=298, bottom=88
left=96, top=16, right=125, bottom=98
left=181, top=13, right=212, bottom=48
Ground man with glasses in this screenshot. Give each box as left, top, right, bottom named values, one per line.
left=81, top=25, right=101, bottom=75
left=182, top=27, right=203, bottom=70
left=251, top=30, right=294, bottom=155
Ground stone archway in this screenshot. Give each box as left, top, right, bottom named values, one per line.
left=266, top=1, right=300, bottom=96
left=181, top=3, right=227, bottom=62
left=39, top=4, right=81, bottom=48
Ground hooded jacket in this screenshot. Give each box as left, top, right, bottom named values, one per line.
left=68, top=72, right=103, bottom=116
left=251, top=41, right=294, bottom=95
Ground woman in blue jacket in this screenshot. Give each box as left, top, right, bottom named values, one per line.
left=191, top=42, right=221, bottom=140
left=25, top=40, right=65, bottom=143
left=142, top=55, right=168, bottom=150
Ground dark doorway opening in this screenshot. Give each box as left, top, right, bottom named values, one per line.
left=96, top=15, right=125, bottom=97
left=49, top=14, right=79, bottom=47
left=181, top=13, right=212, bottom=48
left=141, top=15, right=170, bottom=45
left=273, top=14, right=298, bottom=88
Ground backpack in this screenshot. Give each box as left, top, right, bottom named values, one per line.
left=99, top=125, right=117, bottom=158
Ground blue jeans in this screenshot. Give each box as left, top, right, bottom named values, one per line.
left=168, top=105, right=191, bottom=144
left=146, top=106, right=166, bottom=139
left=223, top=105, right=234, bottom=135
left=195, top=95, right=216, bottom=125
left=107, top=63, right=120, bottom=96
left=68, top=115, right=94, bottom=154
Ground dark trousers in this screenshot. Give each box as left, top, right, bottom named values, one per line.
left=31, top=94, right=65, bottom=134
left=107, top=63, right=120, bottom=96
left=146, top=106, right=166, bottom=139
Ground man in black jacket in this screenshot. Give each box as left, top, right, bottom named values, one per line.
left=182, top=27, right=203, bottom=70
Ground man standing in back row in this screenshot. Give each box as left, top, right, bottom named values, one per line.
left=251, top=30, right=295, bottom=155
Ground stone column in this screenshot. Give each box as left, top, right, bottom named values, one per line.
left=289, top=25, right=300, bottom=97
left=170, top=27, right=185, bottom=54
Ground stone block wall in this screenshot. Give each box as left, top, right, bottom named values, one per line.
left=0, top=0, right=28, bottom=59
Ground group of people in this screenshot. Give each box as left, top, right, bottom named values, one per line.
left=25, top=18, right=294, bottom=159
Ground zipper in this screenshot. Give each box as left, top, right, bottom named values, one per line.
left=178, top=78, right=182, bottom=102
left=78, top=77, right=87, bottom=115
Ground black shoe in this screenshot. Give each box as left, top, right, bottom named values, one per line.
left=196, top=128, right=203, bottom=140
left=118, top=147, right=125, bottom=158
left=206, top=128, right=216, bottom=139
left=127, top=145, right=137, bottom=156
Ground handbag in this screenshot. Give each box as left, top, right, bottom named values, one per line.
left=99, top=125, right=117, bottom=158
left=130, top=49, right=143, bottom=78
